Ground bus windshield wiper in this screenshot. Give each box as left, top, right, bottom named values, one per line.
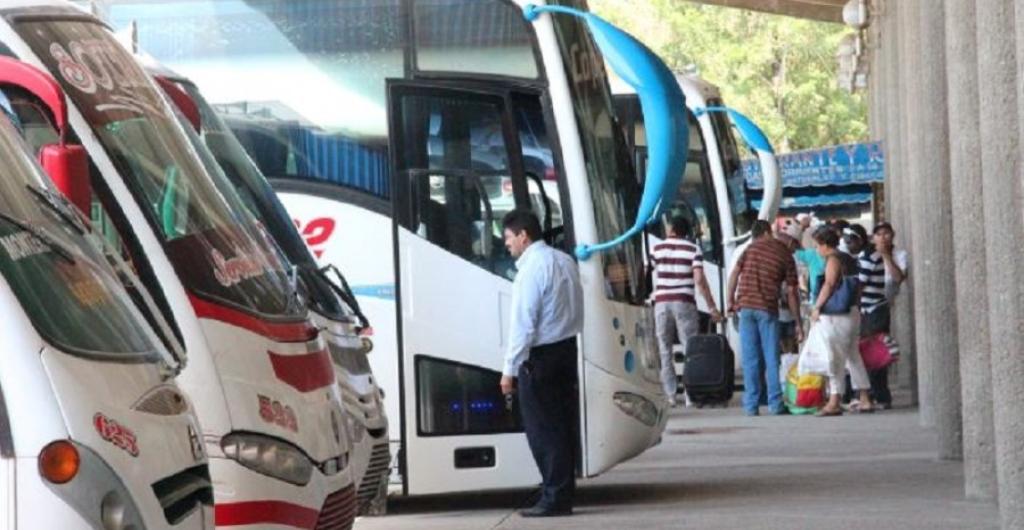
left=0, top=211, right=76, bottom=264
left=317, top=264, right=370, bottom=329
left=25, top=184, right=88, bottom=235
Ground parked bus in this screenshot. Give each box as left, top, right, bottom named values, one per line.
left=0, top=63, right=212, bottom=529
left=149, top=64, right=391, bottom=513
left=614, top=74, right=782, bottom=366
left=103, top=0, right=687, bottom=496
left=0, top=3, right=357, bottom=527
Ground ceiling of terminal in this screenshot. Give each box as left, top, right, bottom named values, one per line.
left=685, top=0, right=847, bottom=23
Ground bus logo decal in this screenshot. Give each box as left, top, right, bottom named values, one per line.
left=296, top=217, right=336, bottom=259
left=257, top=395, right=298, bottom=432
left=93, top=413, right=139, bottom=457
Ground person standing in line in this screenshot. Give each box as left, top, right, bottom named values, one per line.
left=726, top=220, right=803, bottom=416
left=808, top=227, right=874, bottom=416
left=650, top=216, right=722, bottom=406
left=857, top=222, right=907, bottom=408
left=499, top=210, right=583, bottom=518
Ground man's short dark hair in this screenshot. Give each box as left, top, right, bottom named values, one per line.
left=668, top=216, right=691, bottom=238
left=502, top=209, right=542, bottom=241
left=751, top=219, right=772, bottom=238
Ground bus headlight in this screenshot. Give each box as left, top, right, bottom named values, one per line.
left=221, top=434, right=313, bottom=486
left=319, top=452, right=349, bottom=476
left=613, top=392, right=659, bottom=427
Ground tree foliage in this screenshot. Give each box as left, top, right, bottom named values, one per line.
left=591, top=0, right=868, bottom=152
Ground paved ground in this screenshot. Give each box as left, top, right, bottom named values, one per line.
left=357, top=402, right=998, bottom=530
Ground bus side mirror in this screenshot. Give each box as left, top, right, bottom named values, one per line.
left=39, top=143, right=92, bottom=215
left=0, top=57, right=93, bottom=215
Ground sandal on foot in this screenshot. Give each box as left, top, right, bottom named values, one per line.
left=815, top=408, right=843, bottom=417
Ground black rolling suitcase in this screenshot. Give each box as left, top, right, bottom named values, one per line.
left=681, top=334, right=735, bottom=406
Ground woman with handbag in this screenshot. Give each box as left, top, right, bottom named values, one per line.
left=809, top=226, right=874, bottom=416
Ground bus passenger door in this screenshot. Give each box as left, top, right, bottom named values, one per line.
left=386, top=81, right=539, bottom=494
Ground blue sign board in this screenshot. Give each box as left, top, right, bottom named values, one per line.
left=745, top=141, right=885, bottom=190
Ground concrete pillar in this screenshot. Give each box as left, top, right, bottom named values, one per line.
left=896, top=0, right=925, bottom=421
left=884, top=0, right=916, bottom=403
left=911, top=0, right=961, bottom=459
left=945, top=0, right=995, bottom=494
left=979, top=0, right=1024, bottom=526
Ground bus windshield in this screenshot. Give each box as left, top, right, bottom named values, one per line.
left=16, top=18, right=304, bottom=320
left=180, top=78, right=355, bottom=322
left=103, top=0, right=540, bottom=200
left=0, top=116, right=159, bottom=361
left=548, top=0, right=646, bottom=304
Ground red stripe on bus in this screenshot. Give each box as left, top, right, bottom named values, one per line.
left=268, top=349, right=335, bottom=392
left=215, top=500, right=319, bottom=528
left=189, top=295, right=317, bottom=343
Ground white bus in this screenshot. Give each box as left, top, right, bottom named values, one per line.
left=0, top=3, right=358, bottom=527
left=614, top=74, right=782, bottom=361
left=0, top=61, right=212, bottom=529
left=150, top=67, right=391, bottom=513
left=103, top=0, right=688, bottom=496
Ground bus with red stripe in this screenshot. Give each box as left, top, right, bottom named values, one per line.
left=0, top=2, right=357, bottom=528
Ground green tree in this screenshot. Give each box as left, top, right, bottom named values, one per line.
left=591, top=0, right=868, bottom=152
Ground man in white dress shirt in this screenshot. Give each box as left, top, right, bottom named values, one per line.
left=500, top=209, right=583, bottom=518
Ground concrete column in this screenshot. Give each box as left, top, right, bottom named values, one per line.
left=945, top=0, right=995, bottom=494
left=884, top=0, right=916, bottom=402
left=911, top=0, right=961, bottom=459
left=979, top=0, right=1024, bottom=526
left=896, top=0, right=925, bottom=421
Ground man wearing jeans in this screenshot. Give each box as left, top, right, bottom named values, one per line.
left=727, top=220, right=803, bottom=415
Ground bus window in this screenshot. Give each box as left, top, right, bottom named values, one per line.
left=675, top=113, right=720, bottom=263
left=396, top=92, right=516, bottom=278
left=413, top=0, right=540, bottom=78
left=549, top=8, right=646, bottom=304
left=416, top=355, right=523, bottom=436
left=511, top=94, right=564, bottom=249
left=707, top=97, right=755, bottom=236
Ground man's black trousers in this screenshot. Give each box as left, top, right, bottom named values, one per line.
left=517, top=337, right=578, bottom=510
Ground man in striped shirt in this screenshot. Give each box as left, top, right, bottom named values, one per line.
left=649, top=216, right=721, bottom=404
left=727, top=220, right=803, bottom=415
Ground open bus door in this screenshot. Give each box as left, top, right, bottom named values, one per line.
left=385, top=80, right=550, bottom=494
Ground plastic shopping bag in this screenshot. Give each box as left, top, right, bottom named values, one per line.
left=785, top=363, right=827, bottom=413
left=797, top=324, right=831, bottom=376
left=859, top=333, right=895, bottom=372
left=779, top=353, right=799, bottom=386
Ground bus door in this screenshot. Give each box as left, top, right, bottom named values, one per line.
left=386, top=80, right=545, bottom=494
left=634, top=108, right=725, bottom=326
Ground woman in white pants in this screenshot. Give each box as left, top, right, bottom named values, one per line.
left=808, top=226, right=874, bottom=416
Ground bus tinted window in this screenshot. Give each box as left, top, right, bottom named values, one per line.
left=396, top=93, right=516, bottom=278
left=0, top=117, right=159, bottom=361
left=677, top=115, right=719, bottom=262
left=16, top=19, right=303, bottom=320
left=414, top=0, right=539, bottom=78
left=106, top=0, right=541, bottom=202
left=549, top=2, right=646, bottom=304
left=707, top=98, right=755, bottom=236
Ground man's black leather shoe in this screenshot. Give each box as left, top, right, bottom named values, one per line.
left=519, top=505, right=573, bottom=517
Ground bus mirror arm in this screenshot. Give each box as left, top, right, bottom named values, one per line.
left=318, top=264, right=371, bottom=330
left=524, top=4, right=687, bottom=262
left=692, top=106, right=780, bottom=221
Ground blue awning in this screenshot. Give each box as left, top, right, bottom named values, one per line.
left=752, top=191, right=873, bottom=210
left=745, top=141, right=884, bottom=190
